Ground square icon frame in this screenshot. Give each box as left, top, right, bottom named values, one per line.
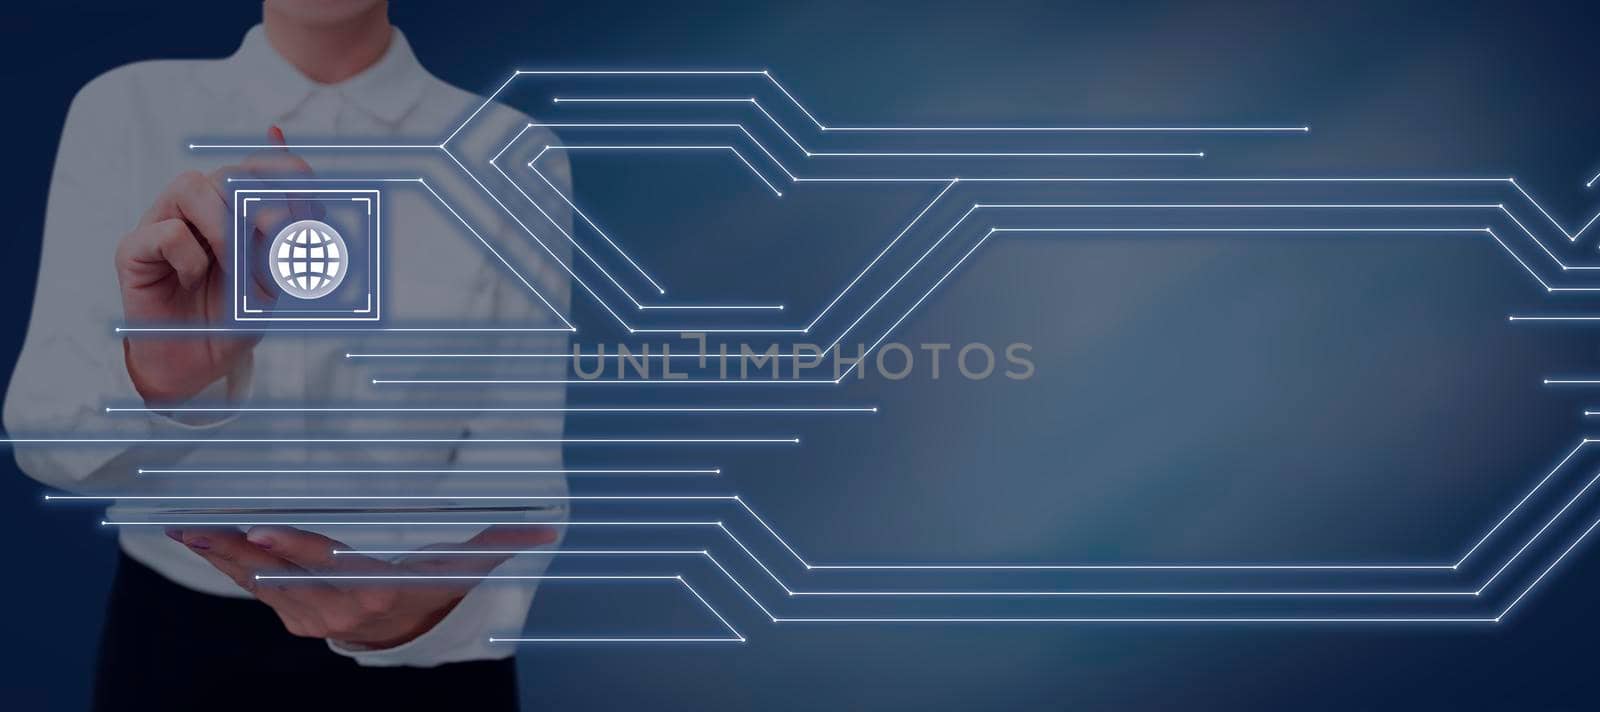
left=231, top=188, right=382, bottom=323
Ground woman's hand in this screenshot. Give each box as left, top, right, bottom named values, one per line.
left=116, top=127, right=311, bottom=404
left=167, top=524, right=558, bottom=649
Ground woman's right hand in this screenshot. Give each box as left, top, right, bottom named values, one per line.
left=115, top=128, right=311, bottom=404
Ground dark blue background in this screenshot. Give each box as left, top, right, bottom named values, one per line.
left=6, top=1, right=1600, bottom=709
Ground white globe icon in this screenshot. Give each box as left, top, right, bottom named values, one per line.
left=269, top=219, right=348, bottom=300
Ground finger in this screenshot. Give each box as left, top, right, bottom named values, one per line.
left=214, top=127, right=307, bottom=304
left=246, top=526, right=388, bottom=575
left=180, top=528, right=293, bottom=591
left=248, top=127, right=323, bottom=221
left=241, top=139, right=313, bottom=179
left=241, top=526, right=413, bottom=628
left=182, top=529, right=347, bottom=617
left=115, top=219, right=213, bottom=291
left=213, top=159, right=298, bottom=236
left=140, top=171, right=229, bottom=259
left=168, top=530, right=331, bottom=639
left=241, top=151, right=314, bottom=179
left=178, top=530, right=329, bottom=621
left=213, top=128, right=315, bottom=231
left=246, top=123, right=309, bottom=176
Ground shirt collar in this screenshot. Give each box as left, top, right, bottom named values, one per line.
left=199, top=24, right=429, bottom=124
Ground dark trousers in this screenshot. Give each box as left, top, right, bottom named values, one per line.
left=92, top=551, right=519, bottom=712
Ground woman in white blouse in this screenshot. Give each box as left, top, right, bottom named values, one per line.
left=6, top=1, right=572, bottom=708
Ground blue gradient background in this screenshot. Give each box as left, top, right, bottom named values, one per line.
left=6, top=1, right=1600, bottom=708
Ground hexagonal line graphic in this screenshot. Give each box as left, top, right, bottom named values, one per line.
left=194, top=72, right=1600, bottom=295
left=452, top=72, right=1600, bottom=309
left=367, top=221, right=1564, bottom=387
left=534, top=145, right=781, bottom=198
left=489, top=123, right=788, bottom=313
left=550, top=95, right=1208, bottom=160
left=368, top=187, right=1600, bottom=384
left=171, top=70, right=1600, bottom=623
left=162, top=86, right=1600, bottom=617
left=443, top=69, right=1306, bottom=146
left=74, top=453, right=1600, bottom=620
left=519, top=138, right=786, bottom=311
left=245, top=550, right=1519, bottom=625
left=564, top=191, right=1600, bottom=357
left=480, top=143, right=1600, bottom=340
left=203, top=166, right=1600, bottom=339
left=482, top=119, right=958, bottom=334
left=193, top=70, right=1600, bottom=334
left=805, top=185, right=1600, bottom=360
left=529, top=145, right=787, bottom=312
left=195, top=72, right=1600, bottom=336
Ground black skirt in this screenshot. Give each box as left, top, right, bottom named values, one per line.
left=92, top=551, right=519, bottom=712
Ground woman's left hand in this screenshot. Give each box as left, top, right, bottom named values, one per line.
left=167, top=524, right=557, bottom=649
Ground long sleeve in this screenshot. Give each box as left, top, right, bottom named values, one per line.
left=3, top=70, right=248, bottom=495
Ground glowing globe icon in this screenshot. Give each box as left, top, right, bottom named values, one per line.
left=269, top=219, right=348, bottom=300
